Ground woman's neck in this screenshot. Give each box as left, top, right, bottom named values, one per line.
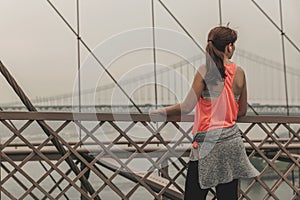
left=223, top=57, right=232, bottom=64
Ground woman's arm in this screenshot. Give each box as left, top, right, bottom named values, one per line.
left=237, top=69, right=248, bottom=117
left=151, top=66, right=205, bottom=116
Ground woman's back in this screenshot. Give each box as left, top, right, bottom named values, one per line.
left=192, top=62, right=244, bottom=133
left=202, top=64, right=245, bottom=102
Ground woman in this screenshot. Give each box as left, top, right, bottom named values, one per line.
left=150, top=26, right=259, bottom=200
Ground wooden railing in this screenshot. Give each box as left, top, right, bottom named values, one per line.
left=0, top=112, right=299, bottom=199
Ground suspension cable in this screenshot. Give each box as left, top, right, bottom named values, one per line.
left=45, top=0, right=144, bottom=114
left=278, top=0, right=290, bottom=116
left=218, top=0, right=223, bottom=25
left=76, top=0, right=82, bottom=145
left=156, top=0, right=205, bottom=53
left=250, top=0, right=300, bottom=53
left=151, top=0, right=158, bottom=109
left=76, top=0, right=81, bottom=112
left=279, top=0, right=295, bottom=190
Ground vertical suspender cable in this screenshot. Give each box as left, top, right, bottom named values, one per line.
left=279, top=0, right=295, bottom=190
left=76, top=0, right=82, bottom=143
left=279, top=0, right=290, bottom=116
left=151, top=0, right=158, bottom=109
left=151, top=0, right=160, bottom=151
left=218, top=0, right=223, bottom=26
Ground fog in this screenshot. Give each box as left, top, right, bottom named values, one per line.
left=0, top=0, right=299, bottom=104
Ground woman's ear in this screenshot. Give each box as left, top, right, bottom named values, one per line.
left=225, top=44, right=231, bottom=54
left=229, top=43, right=233, bottom=51
left=226, top=43, right=233, bottom=54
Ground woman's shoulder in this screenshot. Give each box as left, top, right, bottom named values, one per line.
left=233, top=65, right=246, bottom=88
left=195, top=64, right=207, bottom=78
left=235, top=66, right=245, bottom=76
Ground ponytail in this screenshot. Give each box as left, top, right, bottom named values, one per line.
left=205, top=41, right=226, bottom=85
left=204, top=26, right=237, bottom=85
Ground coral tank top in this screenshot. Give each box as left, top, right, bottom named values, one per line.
left=192, top=62, right=239, bottom=134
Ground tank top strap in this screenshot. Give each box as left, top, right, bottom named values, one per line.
left=224, top=62, right=237, bottom=86
left=224, top=62, right=238, bottom=108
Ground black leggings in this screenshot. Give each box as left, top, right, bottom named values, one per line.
left=184, top=161, right=239, bottom=200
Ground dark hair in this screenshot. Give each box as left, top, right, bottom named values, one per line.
left=205, top=26, right=237, bottom=85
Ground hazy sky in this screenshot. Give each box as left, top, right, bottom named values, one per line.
left=0, top=0, right=299, bottom=104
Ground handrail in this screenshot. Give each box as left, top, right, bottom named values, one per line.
left=0, top=111, right=299, bottom=123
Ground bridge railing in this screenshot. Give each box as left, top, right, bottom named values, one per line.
left=0, top=112, right=299, bottom=199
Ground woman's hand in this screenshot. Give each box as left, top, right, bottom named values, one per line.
left=149, top=108, right=167, bottom=122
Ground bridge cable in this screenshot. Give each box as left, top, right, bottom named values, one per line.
left=278, top=0, right=290, bottom=117
left=45, top=0, right=144, bottom=114
left=76, top=0, right=82, bottom=146
left=151, top=0, right=158, bottom=110
left=151, top=0, right=161, bottom=162
left=279, top=0, right=295, bottom=190
left=250, top=0, right=300, bottom=54
left=156, top=0, right=205, bottom=53
left=218, top=0, right=223, bottom=26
